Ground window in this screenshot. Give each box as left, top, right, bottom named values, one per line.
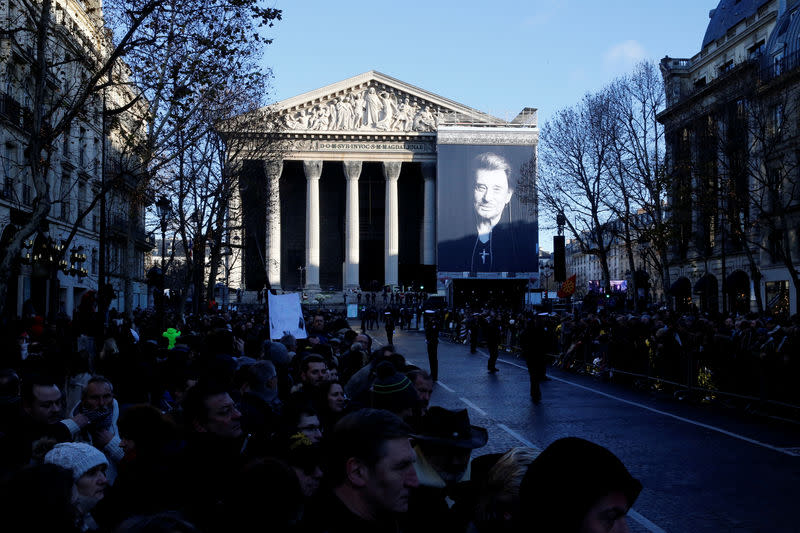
left=78, top=127, right=86, bottom=167
left=774, top=52, right=784, bottom=76
left=62, top=126, right=70, bottom=157
left=78, top=181, right=86, bottom=225
left=769, top=104, right=783, bottom=139
left=768, top=230, right=785, bottom=262
left=60, top=174, right=71, bottom=221
left=718, top=60, right=734, bottom=74
left=93, top=138, right=100, bottom=175
left=693, top=76, right=707, bottom=89
left=22, top=183, right=31, bottom=205
left=748, top=40, right=765, bottom=59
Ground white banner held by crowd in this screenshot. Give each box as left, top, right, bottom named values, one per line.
left=268, top=292, right=307, bottom=340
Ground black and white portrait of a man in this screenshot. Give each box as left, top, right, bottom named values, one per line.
left=437, top=145, right=537, bottom=274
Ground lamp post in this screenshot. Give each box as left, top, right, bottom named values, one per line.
left=298, top=265, right=306, bottom=291
left=155, top=196, right=171, bottom=326
left=540, top=263, right=553, bottom=300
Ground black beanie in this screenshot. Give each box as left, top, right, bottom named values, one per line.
left=370, top=361, right=419, bottom=414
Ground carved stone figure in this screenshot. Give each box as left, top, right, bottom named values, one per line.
left=414, top=105, right=437, bottom=131
left=336, top=96, right=354, bottom=130
left=376, top=90, right=397, bottom=131
left=285, top=109, right=310, bottom=130
left=364, top=87, right=382, bottom=128
left=390, top=97, right=413, bottom=131
left=351, top=90, right=365, bottom=129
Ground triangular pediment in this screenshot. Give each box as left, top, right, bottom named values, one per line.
left=273, top=71, right=507, bottom=134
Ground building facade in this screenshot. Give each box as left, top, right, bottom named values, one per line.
left=0, top=0, right=150, bottom=318
left=659, top=0, right=800, bottom=315
left=228, top=71, right=538, bottom=295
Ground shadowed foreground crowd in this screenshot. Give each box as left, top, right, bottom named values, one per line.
left=0, top=309, right=641, bottom=533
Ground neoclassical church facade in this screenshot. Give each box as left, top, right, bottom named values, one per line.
left=227, top=71, right=538, bottom=293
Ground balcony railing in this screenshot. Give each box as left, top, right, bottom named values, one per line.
left=0, top=92, right=22, bottom=124
left=759, top=49, right=800, bottom=82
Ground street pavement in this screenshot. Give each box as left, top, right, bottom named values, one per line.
left=363, top=323, right=800, bottom=533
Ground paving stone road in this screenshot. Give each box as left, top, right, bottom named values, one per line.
left=362, top=322, right=800, bottom=533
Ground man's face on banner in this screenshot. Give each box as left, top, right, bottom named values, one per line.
left=473, top=167, right=513, bottom=224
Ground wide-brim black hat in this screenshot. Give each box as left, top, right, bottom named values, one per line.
left=411, top=406, right=488, bottom=449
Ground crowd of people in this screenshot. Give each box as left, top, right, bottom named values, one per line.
left=0, top=304, right=641, bottom=533
left=435, top=303, right=800, bottom=409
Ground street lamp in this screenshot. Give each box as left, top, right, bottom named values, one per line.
left=155, top=196, right=171, bottom=325
left=156, top=196, right=171, bottom=270
left=540, top=263, right=553, bottom=299
left=298, top=265, right=306, bottom=291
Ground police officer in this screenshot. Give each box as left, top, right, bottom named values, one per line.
left=384, top=311, right=396, bottom=345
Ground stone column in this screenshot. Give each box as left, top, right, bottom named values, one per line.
left=343, top=161, right=362, bottom=289
left=421, top=162, right=436, bottom=265
left=303, top=160, right=323, bottom=290
left=383, top=161, right=402, bottom=289
left=264, top=159, right=283, bottom=289
left=228, top=159, right=244, bottom=289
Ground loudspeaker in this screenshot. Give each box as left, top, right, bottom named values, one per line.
left=553, top=235, right=566, bottom=282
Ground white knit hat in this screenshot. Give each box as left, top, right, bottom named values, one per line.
left=44, top=442, right=108, bottom=481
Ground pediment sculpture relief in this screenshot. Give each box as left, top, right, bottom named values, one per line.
left=284, top=83, right=441, bottom=133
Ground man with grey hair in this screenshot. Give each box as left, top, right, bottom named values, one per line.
left=438, top=151, right=531, bottom=273
left=470, top=152, right=516, bottom=272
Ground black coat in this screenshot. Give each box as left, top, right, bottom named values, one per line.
left=437, top=223, right=537, bottom=273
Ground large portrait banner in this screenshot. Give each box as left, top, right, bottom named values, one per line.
left=437, top=143, right=538, bottom=276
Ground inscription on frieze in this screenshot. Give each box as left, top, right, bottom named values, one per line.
left=291, top=139, right=435, bottom=153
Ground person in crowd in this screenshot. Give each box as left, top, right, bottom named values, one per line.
left=292, top=354, right=328, bottom=397
left=471, top=447, right=539, bottom=533
left=283, top=432, right=325, bottom=499
left=237, top=359, right=281, bottom=439
left=224, top=457, right=305, bottom=532
left=1, top=463, right=81, bottom=532
left=385, top=311, right=396, bottom=345
left=339, top=340, right=368, bottom=385
left=424, top=311, right=440, bottom=381
left=93, top=404, right=180, bottom=529
left=370, top=361, right=420, bottom=420
left=311, top=380, right=347, bottom=434
left=282, top=402, right=324, bottom=444
left=70, top=375, right=125, bottom=481
left=2, top=376, right=88, bottom=473
left=44, top=441, right=110, bottom=532
left=469, top=313, right=481, bottom=354
left=308, top=314, right=329, bottom=344
left=405, top=406, right=489, bottom=533
left=177, top=381, right=246, bottom=530
left=343, top=344, right=398, bottom=406
left=303, top=408, right=418, bottom=533
left=515, top=437, right=642, bottom=533
left=520, top=317, right=542, bottom=402
left=407, top=369, right=434, bottom=416
left=486, top=314, right=502, bottom=373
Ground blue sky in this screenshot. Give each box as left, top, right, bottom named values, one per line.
left=259, top=0, right=718, bottom=248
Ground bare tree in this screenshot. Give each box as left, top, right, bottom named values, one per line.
left=605, top=61, right=670, bottom=306
left=734, top=86, right=800, bottom=311
left=539, top=89, right=617, bottom=294
left=0, top=0, right=281, bottom=318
